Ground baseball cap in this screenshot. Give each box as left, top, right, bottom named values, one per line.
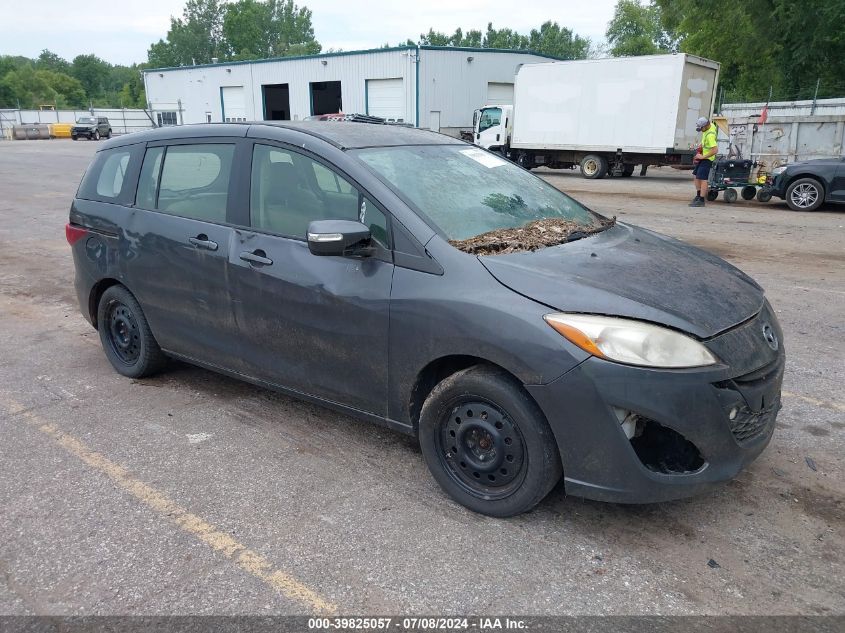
left=695, top=116, right=710, bottom=131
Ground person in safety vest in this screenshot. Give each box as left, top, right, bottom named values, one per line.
left=689, top=116, right=718, bottom=207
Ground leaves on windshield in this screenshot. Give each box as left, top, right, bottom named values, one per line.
left=449, top=216, right=617, bottom=256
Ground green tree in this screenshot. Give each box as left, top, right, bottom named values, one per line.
left=606, top=0, right=674, bottom=56
left=528, top=21, right=591, bottom=59
left=223, top=0, right=320, bottom=59
left=37, top=70, right=86, bottom=108
left=35, top=50, right=72, bottom=74
left=0, top=65, right=58, bottom=108
left=148, top=0, right=227, bottom=67
left=416, top=22, right=589, bottom=59
left=70, top=54, right=111, bottom=102
left=653, top=0, right=845, bottom=102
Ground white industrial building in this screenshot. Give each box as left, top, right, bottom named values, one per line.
left=142, top=45, right=554, bottom=135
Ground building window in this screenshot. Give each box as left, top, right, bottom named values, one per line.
left=157, top=112, right=177, bottom=126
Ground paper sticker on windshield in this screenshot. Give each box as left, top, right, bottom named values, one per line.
left=459, top=148, right=508, bottom=168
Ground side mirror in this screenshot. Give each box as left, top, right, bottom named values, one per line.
left=307, top=219, right=372, bottom=257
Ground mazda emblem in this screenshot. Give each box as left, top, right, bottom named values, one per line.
left=762, top=323, right=778, bottom=350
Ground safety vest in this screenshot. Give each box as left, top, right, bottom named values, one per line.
left=701, top=124, right=718, bottom=162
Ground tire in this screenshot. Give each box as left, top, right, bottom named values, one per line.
left=71, top=135, right=78, bottom=141
left=93, top=130, right=100, bottom=141
left=580, top=154, right=608, bottom=179
left=621, top=164, right=635, bottom=177
left=724, top=188, right=738, bottom=203
left=97, top=285, right=167, bottom=378
left=756, top=189, right=772, bottom=203
left=706, top=189, right=718, bottom=201
left=105, top=129, right=112, bottom=139
left=419, top=365, right=562, bottom=517
left=741, top=185, right=756, bottom=200
left=785, top=177, right=824, bottom=211
left=516, top=152, right=533, bottom=170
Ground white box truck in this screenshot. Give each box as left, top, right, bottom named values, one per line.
left=472, top=54, right=720, bottom=178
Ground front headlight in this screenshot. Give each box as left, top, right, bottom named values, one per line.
left=544, top=313, right=718, bottom=368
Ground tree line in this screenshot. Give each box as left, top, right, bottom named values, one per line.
left=2, top=0, right=843, bottom=110
left=0, top=52, right=146, bottom=110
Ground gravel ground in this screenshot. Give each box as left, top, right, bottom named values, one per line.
left=0, top=140, right=842, bottom=616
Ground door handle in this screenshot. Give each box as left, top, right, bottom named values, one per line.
left=189, top=234, right=218, bottom=251
left=239, top=249, right=273, bottom=266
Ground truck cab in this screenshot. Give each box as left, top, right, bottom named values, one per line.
left=473, top=104, right=513, bottom=154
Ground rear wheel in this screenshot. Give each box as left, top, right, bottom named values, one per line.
left=105, top=129, right=112, bottom=139
left=580, top=154, right=608, bottom=179
left=97, top=285, right=167, bottom=378
left=756, top=189, right=772, bottom=203
left=785, top=177, right=824, bottom=211
left=419, top=365, right=562, bottom=517
left=741, top=185, right=757, bottom=200
left=706, top=189, right=718, bottom=201
left=723, top=188, right=738, bottom=203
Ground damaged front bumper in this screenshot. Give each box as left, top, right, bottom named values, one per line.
left=526, top=307, right=785, bottom=504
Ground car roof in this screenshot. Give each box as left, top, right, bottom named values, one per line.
left=102, top=122, right=466, bottom=150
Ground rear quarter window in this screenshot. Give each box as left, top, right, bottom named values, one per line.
left=77, top=144, right=142, bottom=205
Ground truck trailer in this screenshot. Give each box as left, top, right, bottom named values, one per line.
left=472, top=54, right=720, bottom=178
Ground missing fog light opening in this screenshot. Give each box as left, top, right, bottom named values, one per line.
left=626, top=415, right=705, bottom=474
left=613, top=407, right=637, bottom=439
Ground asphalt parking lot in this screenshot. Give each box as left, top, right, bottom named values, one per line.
left=0, top=139, right=843, bottom=616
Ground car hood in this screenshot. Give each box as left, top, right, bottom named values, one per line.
left=478, top=223, right=764, bottom=339
left=73, top=124, right=96, bottom=128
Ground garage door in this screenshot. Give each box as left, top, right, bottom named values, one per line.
left=221, top=86, right=247, bottom=122
left=487, top=82, right=514, bottom=105
left=367, top=78, right=405, bottom=122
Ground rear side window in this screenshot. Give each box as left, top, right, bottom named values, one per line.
left=77, top=145, right=139, bottom=204
left=136, top=144, right=234, bottom=224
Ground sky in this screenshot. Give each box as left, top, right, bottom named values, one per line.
left=0, top=0, right=619, bottom=66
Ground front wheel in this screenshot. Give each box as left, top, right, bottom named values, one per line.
left=97, top=285, right=167, bottom=378
left=724, top=188, right=738, bottom=203
left=785, top=177, right=824, bottom=211
left=419, top=365, right=562, bottom=517
left=741, top=185, right=757, bottom=200
left=580, top=154, right=608, bottom=179
left=756, top=189, right=772, bottom=203
left=93, top=130, right=100, bottom=141
left=71, top=135, right=78, bottom=141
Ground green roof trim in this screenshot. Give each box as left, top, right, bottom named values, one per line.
left=144, top=45, right=559, bottom=74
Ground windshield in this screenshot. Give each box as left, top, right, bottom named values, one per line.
left=478, top=107, right=501, bottom=133
left=354, top=145, right=606, bottom=249
left=76, top=117, right=96, bottom=124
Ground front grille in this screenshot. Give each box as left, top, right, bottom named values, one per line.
left=729, top=401, right=779, bottom=442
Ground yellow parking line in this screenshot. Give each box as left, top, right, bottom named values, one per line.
left=3, top=398, right=337, bottom=615
left=781, top=391, right=845, bottom=413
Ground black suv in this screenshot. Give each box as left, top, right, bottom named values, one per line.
left=66, top=123, right=784, bottom=517
left=72, top=116, right=112, bottom=141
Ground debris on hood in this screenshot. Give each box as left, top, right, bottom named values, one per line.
left=449, top=216, right=616, bottom=256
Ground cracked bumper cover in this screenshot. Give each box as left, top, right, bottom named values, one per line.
left=526, top=348, right=784, bottom=504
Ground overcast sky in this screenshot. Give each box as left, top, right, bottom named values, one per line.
left=1, top=0, right=619, bottom=66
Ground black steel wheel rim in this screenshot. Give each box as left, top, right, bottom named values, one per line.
left=106, top=300, right=141, bottom=365
left=437, top=399, right=527, bottom=499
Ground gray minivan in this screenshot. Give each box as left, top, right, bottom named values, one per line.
left=67, top=122, right=784, bottom=516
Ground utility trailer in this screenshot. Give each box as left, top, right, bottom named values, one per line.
left=472, top=54, right=720, bottom=178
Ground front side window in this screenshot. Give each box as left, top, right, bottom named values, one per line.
left=478, top=107, right=501, bottom=133
left=137, top=144, right=234, bottom=223
left=355, top=145, right=599, bottom=242
left=251, top=144, right=383, bottom=240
